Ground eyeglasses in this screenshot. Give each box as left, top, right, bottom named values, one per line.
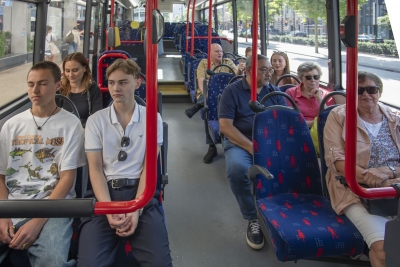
left=304, top=75, right=320, bottom=81
left=358, top=86, right=379, bottom=95
left=117, top=136, right=130, bottom=161
left=258, top=68, right=274, bottom=75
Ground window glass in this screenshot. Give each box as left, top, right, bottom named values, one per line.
left=216, top=2, right=233, bottom=39
left=0, top=0, right=37, bottom=108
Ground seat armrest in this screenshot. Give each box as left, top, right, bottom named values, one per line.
left=247, top=164, right=274, bottom=196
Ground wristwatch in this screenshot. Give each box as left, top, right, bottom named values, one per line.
left=138, top=208, right=144, bottom=216
left=388, top=166, right=397, bottom=179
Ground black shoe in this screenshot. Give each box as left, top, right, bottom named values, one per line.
left=203, top=145, right=217, bottom=163
left=184, top=105, right=200, bottom=119
left=246, top=219, right=264, bottom=250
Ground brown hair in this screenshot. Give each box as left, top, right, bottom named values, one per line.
left=60, top=52, right=93, bottom=97
left=358, top=71, right=383, bottom=94
left=28, top=61, right=61, bottom=82
left=245, top=47, right=252, bottom=58
left=106, top=58, right=141, bottom=79
left=270, top=51, right=292, bottom=85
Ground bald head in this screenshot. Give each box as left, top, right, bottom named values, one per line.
left=210, top=43, right=223, bottom=64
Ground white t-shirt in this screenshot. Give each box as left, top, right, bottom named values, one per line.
left=85, top=103, right=163, bottom=181
left=0, top=109, right=87, bottom=203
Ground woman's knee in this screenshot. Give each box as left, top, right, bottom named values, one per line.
left=370, top=240, right=386, bottom=263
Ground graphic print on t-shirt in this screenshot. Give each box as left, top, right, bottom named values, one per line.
left=5, top=134, right=64, bottom=200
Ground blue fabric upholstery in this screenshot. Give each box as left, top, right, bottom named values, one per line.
left=205, top=73, right=235, bottom=144
left=188, top=58, right=204, bottom=97
left=163, top=22, right=175, bottom=39
left=252, top=108, right=365, bottom=261
left=279, top=84, right=296, bottom=93
left=118, top=20, right=142, bottom=46
left=190, top=90, right=197, bottom=104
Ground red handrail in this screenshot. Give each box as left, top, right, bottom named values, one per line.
left=94, top=0, right=158, bottom=214
left=250, top=0, right=258, bottom=102
left=97, top=52, right=130, bottom=92
left=190, top=0, right=197, bottom=56
left=193, top=36, right=233, bottom=44
left=110, top=0, right=114, bottom=51
left=185, top=0, right=191, bottom=53
left=206, top=0, right=213, bottom=69
left=344, top=0, right=397, bottom=199
left=120, top=40, right=144, bottom=44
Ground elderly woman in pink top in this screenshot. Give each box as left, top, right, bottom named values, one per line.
left=285, top=62, right=334, bottom=128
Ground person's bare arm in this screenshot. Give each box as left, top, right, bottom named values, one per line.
left=198, top=77, right=205, bottom=94
left=0, top=175, right=13, bottom=244
left=220, top=118, right=253, bottom=154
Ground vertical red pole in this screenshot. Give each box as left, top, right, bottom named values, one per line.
left=144, top=0, right=157, bottom=205
left=207, top=0, right=213, bottom=69
left=110, top=0, right=115, bottom=50
left=191, top=0, right=197, bottom=56
left=185, top=0, right=192, bottom=53
left=250, top=0, right=258, bottom=101
left=344, top=0, right=358, bottom=194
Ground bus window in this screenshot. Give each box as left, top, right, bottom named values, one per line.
left=0, top=0, right=37, bottom=108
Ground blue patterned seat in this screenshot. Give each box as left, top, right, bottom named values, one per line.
left=163, top=22, right=175, bottom=40
left=204, top=72, right=235, bottom=144
left=188, top=58, right=205, bottom=103
left=118, top=20, right=142, bottom=46
left=249, top=104, right=364, bottom=262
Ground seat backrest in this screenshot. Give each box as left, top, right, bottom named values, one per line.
left=253, top=107, right=322, bottom=200
left=279, top=84, right=296, bottom=93
left=206, top=73, right=235, bottom=120
left=97, top=50, right=131, bottom=90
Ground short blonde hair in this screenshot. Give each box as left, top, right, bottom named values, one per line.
left=106, top=59, right=141, bottom=79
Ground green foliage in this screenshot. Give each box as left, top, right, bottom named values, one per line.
left=27, top=37, right=34, bottom=52
left=378, top=14, right=391, bottom=30
left=0, top=31, right=11, bottom=57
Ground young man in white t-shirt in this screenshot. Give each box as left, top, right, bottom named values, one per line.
left=0, top=61, right=86, bottom=266
left=77, top=59, right=172, bottom=267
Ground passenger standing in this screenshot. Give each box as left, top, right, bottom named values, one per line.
left=270, top=50, right=297, bottom=86
left=185, top=43, right=245, bottom=164
left=59, top=52, right=103, bottom=127
left=45, top=25, right=57, bottom=62
left=0, top=61, right=86, bottom=266
left=77, top=59, right=172, bottom=267
left=219, top=54, right=287, bottom=250
left=66, top=27, right=81, bottom=54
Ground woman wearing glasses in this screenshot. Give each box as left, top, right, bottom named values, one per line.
left=323, top=71, right=400, bottom=267
left=270, top=51, right=297, bottom=86
left=285, top=62, right=334, bottom=128
left=58, top=52, right=103, bottom=127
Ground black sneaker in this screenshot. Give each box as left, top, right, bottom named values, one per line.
left=184, top=105, right=200, bottom=119
left=203, top=145, right=217, bottom=163
left=246, top=219, right=264, bottom=250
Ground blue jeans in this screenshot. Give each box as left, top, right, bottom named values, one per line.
left=0, top=218, right=74, bottom=267
left=198, top=94, right=213, bottom=145
left=68, top=42, right=78, bottom=53
left=223, top=138, right=256, bottom=220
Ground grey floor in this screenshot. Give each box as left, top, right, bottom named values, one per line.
left=158, top=55, right=184, bottom=82
left=162, top=102, right=367, bottom=267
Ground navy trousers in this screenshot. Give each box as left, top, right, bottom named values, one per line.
left=76, top=186, right=172, bottom=267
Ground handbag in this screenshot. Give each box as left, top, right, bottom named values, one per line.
left=48, top=35, right=60, bottom=55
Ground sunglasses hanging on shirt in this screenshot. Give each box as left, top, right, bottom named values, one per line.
left=118, top=136, right=130, bottom=161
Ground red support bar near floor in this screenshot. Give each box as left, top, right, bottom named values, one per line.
left=94, top=0, right=158, bottom=214
left=190, top=0, right=197, bottom=56
left=250, top=0, right=258, bottom=102
left=185, top=0, right=191, bottom=53
left=207, top=0, right=213, bottom=69
left=344, top=0, right=397, bottom=199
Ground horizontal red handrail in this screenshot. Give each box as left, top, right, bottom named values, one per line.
left=344, top=0, right=398, bottom=199
left=97, top=53, right=129, bottom=92
left=120, top=40, right=144, bottom=44
left=192, top=36, right=233, bottom=44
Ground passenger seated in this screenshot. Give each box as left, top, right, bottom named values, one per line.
left=0, top=61, right=86, bottom=266
left=77, top=59, right=172, bottom=267
left=219, top=54, right=287, bottom=250
left=270, top=50, right=298, bottom=86
left=59, top=52, right=103, bottom=128
left=185, top=43, right=245, bottom=164
left=324, top=71, right=400, bottom=267
left=285, top=62, right=334, bottom=128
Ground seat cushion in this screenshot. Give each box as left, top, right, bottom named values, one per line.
left=208, top=120, right=220, bottom=144
left=257, top=193, right=364, bottom=261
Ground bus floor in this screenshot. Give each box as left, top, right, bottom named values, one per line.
left=162, top=102, right=367, bottom=267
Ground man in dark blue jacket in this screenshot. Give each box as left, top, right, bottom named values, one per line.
left=219, top=54, right=287, bottom=250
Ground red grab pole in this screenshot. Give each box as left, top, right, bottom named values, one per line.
left=190, top=0, right=197, bottom=56
left=344, top=0, right=397, bottom=199
left=185, top=0, right=191, bottom=53
left=94, top=0, right=158, bottom=214
left=250, top=0, right=258, bottom=102
left=206, top=0, right=213, bottom=69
